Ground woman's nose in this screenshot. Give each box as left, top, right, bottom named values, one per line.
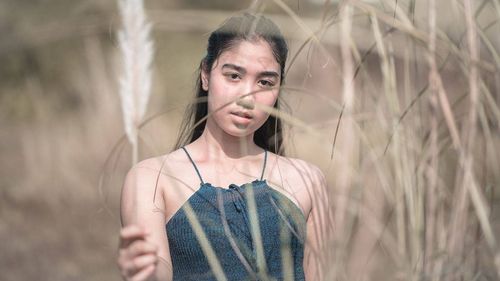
left=238, top=80, right=256, bottom=106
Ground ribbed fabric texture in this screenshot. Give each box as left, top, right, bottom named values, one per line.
left=165, top=148, right=306, bottom=281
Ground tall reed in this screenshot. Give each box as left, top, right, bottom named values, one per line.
left=117, top=0, right=154, bottom=165
left=266, top=0, right=500, bottom=279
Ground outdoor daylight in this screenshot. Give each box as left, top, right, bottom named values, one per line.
left=1, top=0, right=499, bottom=280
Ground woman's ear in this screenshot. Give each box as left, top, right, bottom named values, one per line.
left=201, top=64, right=209, bottom=91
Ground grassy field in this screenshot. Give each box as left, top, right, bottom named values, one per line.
left=1, top=0, right=499, bottom=280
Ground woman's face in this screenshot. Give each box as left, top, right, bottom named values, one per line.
left=202, top=39, right=281, bottom=138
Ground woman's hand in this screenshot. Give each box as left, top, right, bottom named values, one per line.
left=118, top=225, right=159, bottom=281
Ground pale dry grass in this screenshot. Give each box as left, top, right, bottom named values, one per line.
left=1, top=0, right=499, bottom=280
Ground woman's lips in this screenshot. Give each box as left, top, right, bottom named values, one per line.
left=231, top=112, right=253, bottom=125
left=231, top=110, right=253, bottom=118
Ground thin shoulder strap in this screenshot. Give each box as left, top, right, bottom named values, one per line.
left=181, top=147, right=205, bottom=184
left=260, top=150, right=268, bottom=180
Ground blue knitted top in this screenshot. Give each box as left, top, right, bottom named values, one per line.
left=165, top=147, right=306, bottom=281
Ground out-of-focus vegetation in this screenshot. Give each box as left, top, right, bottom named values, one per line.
left=1, top=0, right=499, bottom=280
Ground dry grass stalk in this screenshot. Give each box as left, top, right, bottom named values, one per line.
left=425, top=0, right=442, bottom=278
left=326, top=3, right=356, bottom=279
left=461, top=0, right=500, bottom=277
left=181, top=201, right=228, bottom=281
left=446, top=0, right=477, bottom=277
left=117, top=0, right=154, bottom=165
left=271, top=0, right=335, bottom=73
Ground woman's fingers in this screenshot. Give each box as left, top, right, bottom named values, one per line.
left=128, top=239, right=158, bottom=257
left=117, top=225, right=158, bottom=280
left=122, top=254, right=158, bottom=277
left=118, top=240, right=158, bottom=267
left=119, top=225, right=149, bottom=248
left=130, top=264, right=156, bottom=281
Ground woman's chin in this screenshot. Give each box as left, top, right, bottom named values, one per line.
left=224, top=123, right=255, bottom=138
left=234, top=123, right=249, bottom=130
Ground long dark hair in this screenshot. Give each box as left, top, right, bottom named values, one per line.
left=174, top=13, right=289, bottom=155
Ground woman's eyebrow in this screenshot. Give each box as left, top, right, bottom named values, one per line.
left=222, top=63, right=279, bottom=78
left=222, top=63, right=246, bottom=74
left=258, top=71, right=280, bottom=79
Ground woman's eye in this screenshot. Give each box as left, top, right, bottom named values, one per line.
left=225, top=73, right=241, bottom=80
left=259, top=80, right=275, bottom=88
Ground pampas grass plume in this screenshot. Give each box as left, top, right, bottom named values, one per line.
left=117, top=0, right=154, bottom=165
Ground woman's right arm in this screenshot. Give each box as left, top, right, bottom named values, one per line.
left=118, top=160, right=173, bottom=281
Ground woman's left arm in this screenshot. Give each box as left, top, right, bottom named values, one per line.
left=303, top=165, right=332, bottom=281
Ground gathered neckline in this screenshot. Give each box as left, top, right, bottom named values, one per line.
left=200, top=179, right=267, bottom=191
left=165, top=179, right=306, bottom=228
left=201, top=179, right=306, bottom=219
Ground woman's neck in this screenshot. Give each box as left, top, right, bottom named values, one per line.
left=192, top=119, right=262, bottom=160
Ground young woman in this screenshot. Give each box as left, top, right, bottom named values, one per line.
left=118, top=13, right=329, bottom=281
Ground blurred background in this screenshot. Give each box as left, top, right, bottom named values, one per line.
left=1, top=0, right=499, bottom=280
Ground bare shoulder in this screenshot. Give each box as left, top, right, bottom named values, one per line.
left=129, top=149, right=185, bottom=172
left=268, top=153, right=326, bottom=190
left=266, top=152, right=327, bottom=218
left=122, top=154, right=171, bottom=193
left=121, top=149, right=194, bottom=222
left=124, top=148, right=194, bottom=186
left=120, top=156, right=167, bottom=220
